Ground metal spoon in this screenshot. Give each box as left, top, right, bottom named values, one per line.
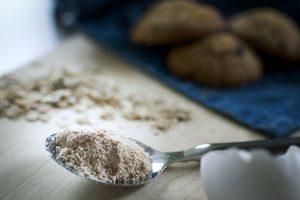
left=45, top=134, right=300, bottom=186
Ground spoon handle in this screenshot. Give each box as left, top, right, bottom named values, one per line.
left=210, top=137, right=300, bottom=153
left=167, top=137, right=300, bottom=163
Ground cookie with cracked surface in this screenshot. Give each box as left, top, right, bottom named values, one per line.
left=131, top=0, right=225, bottom=45
left=167, top=33, right=263, bottom=87
left=229, top=8, right=300, bottom=60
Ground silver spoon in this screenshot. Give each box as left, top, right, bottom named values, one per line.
left=45, top=134, right=300, bottom=186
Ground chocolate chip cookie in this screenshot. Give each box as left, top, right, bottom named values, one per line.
left=131, top=0, right=225, bottom=45
left=167, top=33, right=263, bottom=87
left=229, top=8, right=300, bottom=60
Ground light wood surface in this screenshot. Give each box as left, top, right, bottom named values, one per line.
left=0, top=33, right=264, bottom=200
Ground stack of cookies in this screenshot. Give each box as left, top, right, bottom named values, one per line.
left=130, top=0, right=300, bottom=88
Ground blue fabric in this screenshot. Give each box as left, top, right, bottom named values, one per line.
left=55, top=0, right=300, bottom=137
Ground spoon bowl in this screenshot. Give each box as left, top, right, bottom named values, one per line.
left=46, top=133, right=300, bottom=186
left=45, top=133, right=169, bottom=186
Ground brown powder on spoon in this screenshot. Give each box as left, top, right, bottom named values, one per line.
left=55, top=128, right=152, bottom=183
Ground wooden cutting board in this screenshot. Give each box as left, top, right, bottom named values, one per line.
left=0, top=33, right=263, bottom=200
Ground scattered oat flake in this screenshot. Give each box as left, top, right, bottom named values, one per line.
left=36, top=105, right=50, bottom=114
left=100, top=112, right=114, bottom=120
left=39, top=114, right=50, bottom=122
left=77, top=117, right=91, bottom=125
left=123, top=112, right=141, bottom=120
left=153, top=119, right=172, bottom=131
left=0, top=68, right=191, bottom=132
left=25, top=111, right=39, bottom=122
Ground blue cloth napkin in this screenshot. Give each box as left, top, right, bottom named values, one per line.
left=55, top=0, right=300, bottom=137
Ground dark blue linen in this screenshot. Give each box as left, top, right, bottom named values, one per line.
left=55, top=0, right=300, bottom=137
